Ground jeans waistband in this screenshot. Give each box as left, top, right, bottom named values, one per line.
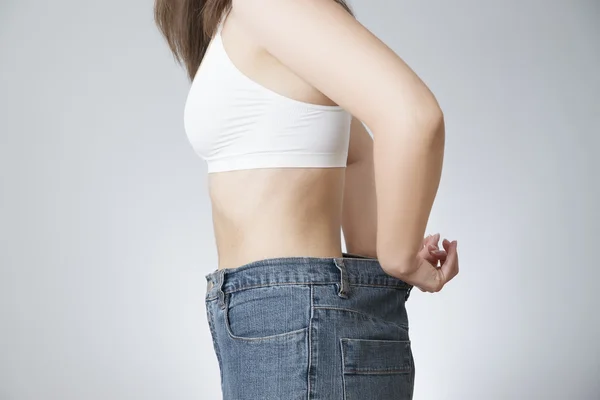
left=205, top=253, right=413, bottom=305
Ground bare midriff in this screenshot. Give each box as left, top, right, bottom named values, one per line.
left=208, top=167, right=346, bottom=270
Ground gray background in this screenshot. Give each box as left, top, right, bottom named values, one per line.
left=1, top=0, right=599, bottom=399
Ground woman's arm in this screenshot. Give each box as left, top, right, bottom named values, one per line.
left=233, top=0, right=447, bottom=279
left=342, top=117, right=377, bottom=258
left=343, top=117, right=455, bottom=293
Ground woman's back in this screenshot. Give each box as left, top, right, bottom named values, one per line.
left=187, top=11, right=351, bottom=270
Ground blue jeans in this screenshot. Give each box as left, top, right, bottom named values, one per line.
left=205, top=253, right=415, bottom=399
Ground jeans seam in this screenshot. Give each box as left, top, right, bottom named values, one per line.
left=350, top=283, right=411, bottom=290
left=343, top=369, right=413, bottom=375
left=340, top=337, right=347, bottom=400
left=409, top=345, right=416, bottom=398
left=206, top=303, right=224, bottom=387
left=313, top=306, right=409, bottom=332
left=215, top=281, right=333, bottom=296
left=307, top=284, right=314, bottom=400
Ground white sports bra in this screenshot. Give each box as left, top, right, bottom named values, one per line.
left=183, top=17, right=352, bottom=174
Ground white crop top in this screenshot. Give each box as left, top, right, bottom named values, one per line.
left=183, top=18, right=352, bottom=173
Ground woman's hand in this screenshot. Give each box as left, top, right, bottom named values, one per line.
left=380, top=233, right=459, bottom=293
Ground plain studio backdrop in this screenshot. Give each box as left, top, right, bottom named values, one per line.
left=1, top=0, right=599, bottom=399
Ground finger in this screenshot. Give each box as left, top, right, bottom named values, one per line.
left=420, top=250, right=437, bottom=265
left=440, top=241, right=459, bottom=284
left=422, top=234, right=434, bottom=248
left=423, top=233, right=440, bottom=248
left=422, top=254, right=437, bottom=265
left=430, top=233, right=440, bottom=248
left=418, top=241, right=437, bottom=259
left=418, top=242, right=431, bottom=258
left=426, top=247, right=447, bottom=267
left=442, top=238, right=451, bottom=250
left=422, top=244, right=445, bottom=265
left=431, top=250, right=447, bottom=264
left=422, top=234, right=431, bottom=247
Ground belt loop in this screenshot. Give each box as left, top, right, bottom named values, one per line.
left=206, top=273, right=214, bottom=292
left=214, top=269, right=226, bottom=309
left=333, top=257, right=350, bottom=298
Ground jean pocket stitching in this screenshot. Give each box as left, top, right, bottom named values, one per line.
left=340, top=339, right=415, bottom=400
left=314, top=306, right=409, bottom=332
left=222, top=290, right=309, bottom=342
left=340, top=338, right=413, bottom=375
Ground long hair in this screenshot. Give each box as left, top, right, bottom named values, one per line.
left=154, top=0, right=355, bottom=81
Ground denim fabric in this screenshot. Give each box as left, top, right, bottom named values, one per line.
left=205, top=253, right=415, bottom=400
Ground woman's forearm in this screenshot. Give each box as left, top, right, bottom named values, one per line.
left=342, top=154, right=378, bottom=258
left=374, top=112, right=445, bottom=271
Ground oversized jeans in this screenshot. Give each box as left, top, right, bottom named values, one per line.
left=205, top=253, right=415, bottom=399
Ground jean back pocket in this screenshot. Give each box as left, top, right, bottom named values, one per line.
left=341, top=338, right=415, bottom=399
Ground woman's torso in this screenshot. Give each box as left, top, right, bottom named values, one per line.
left=188, top=11, right=349, bottom=270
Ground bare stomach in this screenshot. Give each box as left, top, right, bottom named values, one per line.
left=207, top=167, right=346, bottom=270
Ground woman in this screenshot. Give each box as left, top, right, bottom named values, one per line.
left=155, top=0, right=459, bottom=398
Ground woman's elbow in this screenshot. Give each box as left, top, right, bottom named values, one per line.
left=429, top=106, right=445, bottom=147
left=417, top=97, right=445, bottom=140
left=365, top=92, right=445, bottom=142
left=389, top=100, right=445, bottom=146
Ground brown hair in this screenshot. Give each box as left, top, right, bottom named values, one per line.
left=154, top=0, right=355, bottom=81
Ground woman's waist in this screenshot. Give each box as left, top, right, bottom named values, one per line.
left=213, top=221, right=344, bottom=270
left=211, top=196, right=345, bottom=269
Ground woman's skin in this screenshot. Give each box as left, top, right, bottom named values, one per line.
left=209, top=0, right=458, bottom=292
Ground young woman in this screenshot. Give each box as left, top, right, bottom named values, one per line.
left=155, top=0, right=459, bottom=398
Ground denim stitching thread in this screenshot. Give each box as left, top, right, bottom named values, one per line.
left=313, top=306, right=410, bottom=332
